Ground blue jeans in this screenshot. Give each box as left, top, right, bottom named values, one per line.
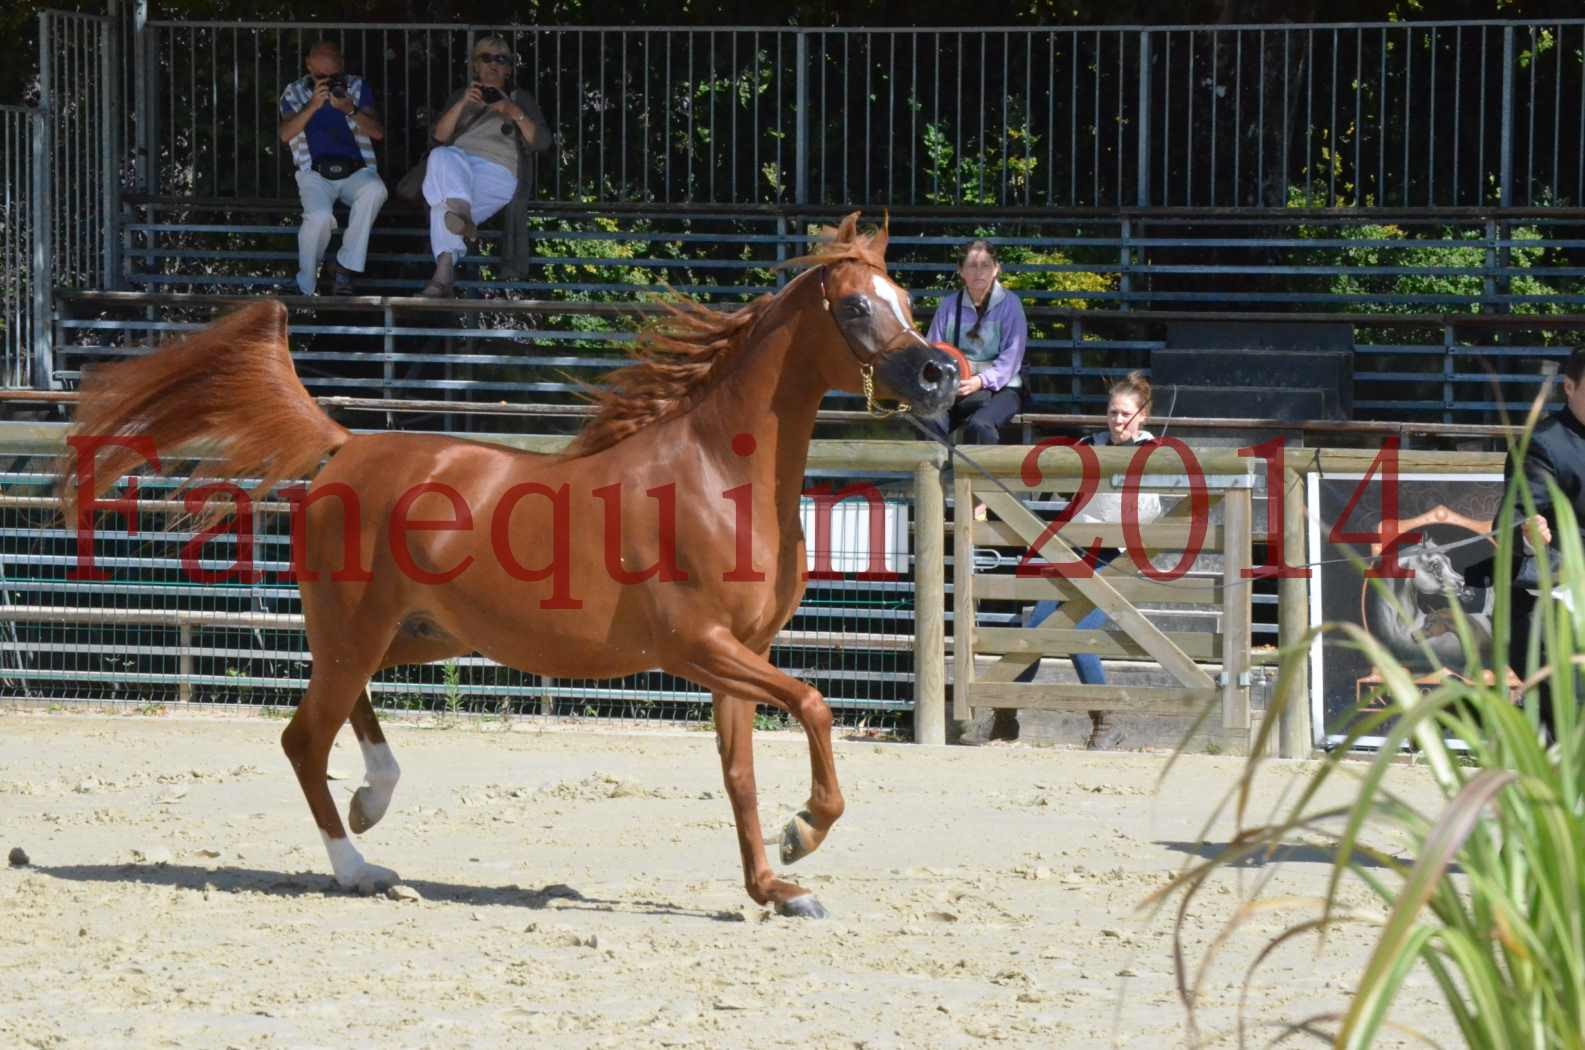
left=1014, top=601, right=1109, bottom=685
left=1013, top=547, right=1117, bottom=686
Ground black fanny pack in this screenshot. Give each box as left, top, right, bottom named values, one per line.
left=311, top=155, right=364, bottom=180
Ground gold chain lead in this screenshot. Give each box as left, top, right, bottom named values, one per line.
left=860, top=364, right=910, bottom=418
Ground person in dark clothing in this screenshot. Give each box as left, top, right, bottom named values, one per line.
left=1505, top=346, right=1585, bottom=740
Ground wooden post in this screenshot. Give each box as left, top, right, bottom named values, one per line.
left=1220, top=488, right=1253, bottom=751
left=177, top=623, right=192, bottom=704
left=951, top=472, right=976, bottom=724
left=1278, top=466, right=1314, bottom=758
left=912, top=461, right=946, bottom=745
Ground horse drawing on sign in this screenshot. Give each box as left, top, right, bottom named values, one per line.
left=58, top=214, right=958, bottom=917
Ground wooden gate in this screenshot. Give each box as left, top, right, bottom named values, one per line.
left=950, top=445, right=1255, bottom=752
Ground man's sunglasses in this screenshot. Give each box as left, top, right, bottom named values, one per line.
left=475, top=53, right=514, bottom=66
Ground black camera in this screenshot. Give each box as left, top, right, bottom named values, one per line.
left=478, top=85, right=506, bottom=105
left=320, top=73, right=349, bottom=100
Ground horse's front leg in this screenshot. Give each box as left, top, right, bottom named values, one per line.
left=710, top=690, right=829, bottom=919
left=683, top=631, right=843, bottom=917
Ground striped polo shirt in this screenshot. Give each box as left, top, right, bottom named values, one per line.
left=278, top=74, right=378, bottom=174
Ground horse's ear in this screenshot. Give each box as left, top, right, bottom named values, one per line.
left=869, top=210, right=890, bottom=258
left=835, top=211, right=861, bottom=243
left=264, top=297, right=290, bottom=348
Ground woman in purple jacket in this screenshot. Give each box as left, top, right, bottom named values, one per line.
left=922, top=240, right=1029, bottom=444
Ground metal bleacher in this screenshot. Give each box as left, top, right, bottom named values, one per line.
left=36, top=196, right=1585, bottom=430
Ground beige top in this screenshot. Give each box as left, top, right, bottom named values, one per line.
left=450, top=106, right=523, bottom=174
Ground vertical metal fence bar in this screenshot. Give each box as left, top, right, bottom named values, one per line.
left=663, top=33, right=671, bottom=201
left=820, top=31, right=829, bottom=204
left=1210, top=32, right=1218, bottom=208
left=1579, top=24, right=1584, bottom=208
left=970, top=32, right=981, bottom=203
left=1024, top=31, right=1032, bottom=205
left=204, top=25, right=214, bottom=197
left=577, top=32, right=587, bottom=197
left=708, top=30, right=717, bottom=202
left=1303, top=30, right=1312, bottom=204
left=1479, top=27, right=1488, bottom=206
left=1501, top=25, right=1514, bottom=206
left=1328, top=28, right=1337, bottom=206
left=1453, top=27, right=1462, bottom=204
left=132, top=1, right=147, bottom=194
left=1115, top=31, right=1124, bottom=207
left=1045, top=32, right=1054, bottom=205
left=104, top=13, right=120, bottom=288
left=1185, top=31, right=1194, bottom=205
left=1232, top=30, right=1243, bottom=206
left=997, top=30, right=1007, bottom=205
left=1354, top=29, right=1362, bottom=206
left=843, top=33, right=851, bottom=202
left=867, top=32, right=874, bottom=204
left=1138, top=30, right=1151, bottom=208
left=1256, top=31, right=1263, bottom=203
left=620, top=31, right=627, bottom=196
left=911, top=32, right=919, bottom=205
left=1526, top=26, right=1536, bottom=205
left=1281, top=31, right=1289, bottom=206
left=1378, top=27, right=1386, bottom=206
left=31, top=87, right=52, bottom=388
left=890, top=32, right=899, bottom=204
left=751, top=32, right=759, bottom=202
left=1070, top=29, right=1077, bottom=206
left=1428, top=27, right=1437, bottom=205
left=1091, top=29, right=1100, bottom=206
left=1402, top=26, right=1411, bottom=206
left=1552, top=22, right=1562, bottom=202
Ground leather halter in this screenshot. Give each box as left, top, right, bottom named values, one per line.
left=817, top=265, right=911, bottom=418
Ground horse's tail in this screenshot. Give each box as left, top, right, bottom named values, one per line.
left=56, top=299, right=349, bottom=520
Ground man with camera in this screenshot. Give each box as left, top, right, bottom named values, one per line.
left=277, top=40, right=387, bottom=295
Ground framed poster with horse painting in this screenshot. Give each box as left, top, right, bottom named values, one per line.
left=1306, top=471, right=1513, bottom=749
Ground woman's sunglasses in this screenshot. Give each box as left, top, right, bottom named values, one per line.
left=475, top=53, right=514, bottom=66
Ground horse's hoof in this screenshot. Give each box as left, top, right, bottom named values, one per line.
left=348, top=787, right=385, bottom=834
left=775, top=894, right=829, bottom=919
left=339, top=863, right=399, bottom=896
left=779, top=810, right=818, bottom=865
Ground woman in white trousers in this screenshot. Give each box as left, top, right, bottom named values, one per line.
left=421, top=36, right=550, bottom=297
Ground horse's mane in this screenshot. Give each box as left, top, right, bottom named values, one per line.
left=559, top=212, right=888, bottom=459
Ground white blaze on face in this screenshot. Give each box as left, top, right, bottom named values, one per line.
left=870, top=274, right=911, bottom=328
left=869, top=274, right=931, bottom=347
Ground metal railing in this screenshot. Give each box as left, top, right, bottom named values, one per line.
left=129, top=20, right=1585, bottom=208
left=40, top=11, right=119, bottom=290
left=1, top=105, right=45, bottom=388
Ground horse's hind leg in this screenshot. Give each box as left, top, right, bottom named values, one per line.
left=282, top=624, right=401, bottom=895
left=346, top=634, right=469, bottom=834
left=346, top=690, right=398, bottom=834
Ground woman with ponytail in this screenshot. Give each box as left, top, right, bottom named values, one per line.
left=922, top=240, right=1029, bottom=446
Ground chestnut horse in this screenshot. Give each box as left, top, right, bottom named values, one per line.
left=59, top=214, right=956, bottom=917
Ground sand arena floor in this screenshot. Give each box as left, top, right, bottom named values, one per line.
left=0, top=710, right=1454, bottom=1049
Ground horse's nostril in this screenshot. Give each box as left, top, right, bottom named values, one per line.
left=921, top=362, right=944, bottom=385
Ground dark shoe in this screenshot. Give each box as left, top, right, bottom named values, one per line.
left=1085, top=721, right=1125, bottom=751
left=988, top=708, right=1020, bottom=742
left=332, top=265, right=357, bottom=296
